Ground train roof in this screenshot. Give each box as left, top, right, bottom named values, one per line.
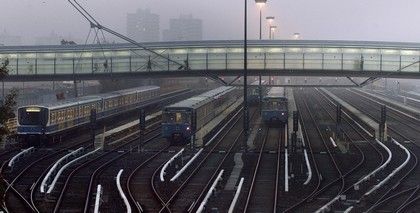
left=101, top=85, right=159, bottom=99
left=18, top=85, right=160, bottom=110
left=265, top=87, right=286, bottom=98
left=165, top=86, right=234, bottom=109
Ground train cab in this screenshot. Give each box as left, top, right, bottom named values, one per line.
left=17, top=106, right=49, bottom=145
left=262, top=87, right=288, bottom=125
left=162, top=107, right=194, bottom=143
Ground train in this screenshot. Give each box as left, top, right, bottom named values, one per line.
left=162, top=86, right=241, bottom=144
left=17, top=86, right=160, bottom=146
left=248, top=80, right=268, bottom=104
left=262, top=87, right=288, bottom=125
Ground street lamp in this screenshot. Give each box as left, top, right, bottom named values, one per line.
left=270, top=25, right=277, bottom=39
left=266, top=16, right=275, bottom=39
left=255, top=0, right=267, bottom=40
left=292, top=33, right=301, bottom=40
left=266, top=16, right=275, bottom=85
left=255, top=0, right=266, bottom=115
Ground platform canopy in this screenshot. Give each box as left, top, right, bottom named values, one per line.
left=1, top=40, right=420, bottom=81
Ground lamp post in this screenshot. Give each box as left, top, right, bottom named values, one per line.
left=270, top=25, right=277, bottom=39
left=266, top=16, right=275, bottom=85
left=266, top=16, right=275, bottom=39
left=255, top=0, right=267, bottom=114
left=255, top=0, right=267, bottom=40
left=243, top=0, right=249, bottom=151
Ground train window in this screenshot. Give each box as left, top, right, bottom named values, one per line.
left=279, top=101, right=288, bottom=110
left=50, top=112, right=55, bottom=124
left=20, top=109, right=42, bottom=125
left=66, top=109, right=70, bottom=120
left=67, top=108, right=72, bottom=120
left=163, top=111, right=190, bottom=123
left=64, top=109, right=68, bottom=120
left=57, top=111, right=62, bottom=122
left=176, top=113, right=182, bottom=122
left=97, top=102, right=101, bottom=111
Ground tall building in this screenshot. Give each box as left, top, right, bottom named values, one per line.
left=163, top=14, right=203, bottom=41
left=126, top=9, right=160, bottom=42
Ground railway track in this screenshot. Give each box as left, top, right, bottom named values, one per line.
left=50, top=123, right=162, bottom=212
left=327, top=88, right=420, bottom=211
left=313, top=88, right=389, bottom=211
left=242, top=126, right=284, bottom=212
left=290, top=89, right=346, bottom=211
left=2, top=138, right=93, bottom=212
left=0, top=89, right=195, bottom=212
left=150, top=107, right=257, bottom=212
left=283, top=88, right=385, bottom=212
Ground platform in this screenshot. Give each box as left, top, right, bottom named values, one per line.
left=195, top=97, right=243, bottom=147
left=320, top=88, right=380, bottom=139
left=405, top=91, right=420, bottom=99
left=287, top=88, right=303, bottom=147
left=367, top=89, right=420, bottom=110
left=94, top=111, right=161, bottom=148
left=353, top=89, right=420, bottom=119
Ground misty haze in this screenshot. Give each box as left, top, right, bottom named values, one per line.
left=0, top=1, right=419, bottom=212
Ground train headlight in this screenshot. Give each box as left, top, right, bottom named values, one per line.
left=281, top=112, right=285, bottom=115
left=186, top=126, right=191, bottom=131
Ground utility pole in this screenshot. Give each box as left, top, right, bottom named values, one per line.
left=243, top=0, right=249, bottom=151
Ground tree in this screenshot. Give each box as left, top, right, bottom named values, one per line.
left=0, top=58, right=18, bottom=138
left=60, top=39, right=77, bottom=45
left=0, top=58, right=9, bottom=78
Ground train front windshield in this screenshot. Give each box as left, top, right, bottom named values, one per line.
left=263, top=99, right=287, bottom=110
left=19, top=108, right=43, bottom=125
left=163, top=111, right=191, bottom=124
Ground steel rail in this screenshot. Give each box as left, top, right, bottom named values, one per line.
left=158, top=106, right=251, bottom=213
left=325, top=88, right=420, bottom=211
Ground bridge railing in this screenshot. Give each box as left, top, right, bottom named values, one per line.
left=1, top=43, right=420, bottom=77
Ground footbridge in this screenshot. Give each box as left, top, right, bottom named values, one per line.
left=1, top=40, right=420, bottom=82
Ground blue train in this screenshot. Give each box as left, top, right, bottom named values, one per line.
left=17, top=86, right=160, bottom=145
left=248, top=80, right=268, bottom=104
left=162, top=86, right=241, bottom=144
left=262, top=87, right=288, bottom=125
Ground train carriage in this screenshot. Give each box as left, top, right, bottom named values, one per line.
left=248, top=80, right=268, bottom=104
left=18, top=86, right=160, bottom=146
left=162, top=86, right=241, bottom=144
left=262, top=87, right=288, bottom=125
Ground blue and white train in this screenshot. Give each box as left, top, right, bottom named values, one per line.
left=262, top=87, right=288, bottom=125
left=162, top=86, right=241, bottom=144
left=18, top=86, right=160, bottom=145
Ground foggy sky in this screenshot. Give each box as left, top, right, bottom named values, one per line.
left=1, top=0, right=420, bottom=44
